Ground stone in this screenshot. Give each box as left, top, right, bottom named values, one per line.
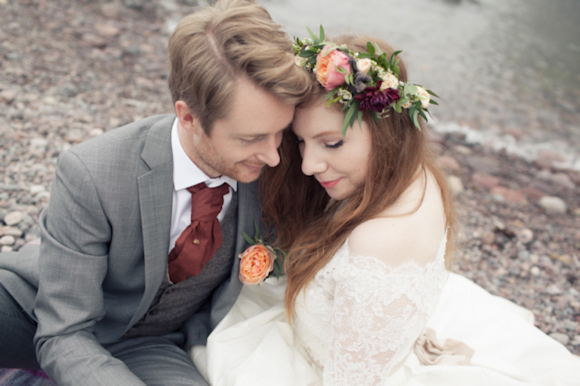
left=536, top=150, right=565, bottom=168
left=447, top=175, right=464, bottom=195
left=466, top=156, right=500, bottom=174
left=539, top=196, right=567, bottom=214
left=520, top=187, right=545, bottom=201
left=4, top=211, right=23, bottom=226
left=0, top=235, right=15, bottom=245
left=90, top=128, right=104, bottom=137
left=123, top=0, right=145, bottom=10
left=549, top=332, right=569, bottom=346
left=437, top=155, right=461, bottom=172
left=95, top=23, right=121, bottom=38
left=0, top=89, right=17, bottom=104
left=517, top=228, right=534, bottom=244
left=546, top=284, right=563, bottom=295
left=101, top=2, right=122, bottom=19
left=471, top=172, right=499, bottom=190
left=30, top=185, right=46, bottom=194
left=1, top=246, right=13, bottom=253
left=0, top=226, right=23, bottom=237
left=490, top=186, right=527, bottom=203
left=452, top=145, right=472, bottom=155
left=482, top=231, right=495, bottom=245
left=530, top=266, right=541, bottom=276
left=66, top=129, right=84, bottom=143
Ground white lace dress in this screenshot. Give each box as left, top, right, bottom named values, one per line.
left=293, top=237, right=448, bottom=384
left=190, top=236, right=580, bottom=386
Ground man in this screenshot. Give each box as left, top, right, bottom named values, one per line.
left=0, top=0, right=311, bottom=384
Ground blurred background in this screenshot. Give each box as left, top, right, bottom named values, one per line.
left=0, top=0, right=578, bottom=354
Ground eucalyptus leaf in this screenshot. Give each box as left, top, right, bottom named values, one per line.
left=253, top=219, right=260, bottom=238
left=366, top=42, right=375, bottom=56
left=242, top=231, right=255, bottom=245
left=427, top=89, right=440, bottom=98
left=342, top=102, right=358, bottom=136
left=372, top=111, right=379, bottom=123
left=306, top=26, right=317, bottom=43
left=357, top=110, right=363, bottom=128
left=319, top=25, right=325, bottom=42
left=429, top=99, right=439, bottom=105
left=412, top=109, right=420, bottom=129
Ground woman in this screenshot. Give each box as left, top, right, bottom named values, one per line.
left=190, top=33, right=580, bottom=385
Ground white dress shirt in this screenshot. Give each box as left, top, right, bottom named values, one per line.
left=169, top=119, right=237, bottom=253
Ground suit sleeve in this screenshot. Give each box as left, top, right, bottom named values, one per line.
left=33, top=150, right=145, bottom=386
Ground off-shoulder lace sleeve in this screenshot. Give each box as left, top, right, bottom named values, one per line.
left=322, top=238, right=448, bottom=385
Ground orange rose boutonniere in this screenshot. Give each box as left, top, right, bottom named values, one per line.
left=239, top=221, right=286, bottom=285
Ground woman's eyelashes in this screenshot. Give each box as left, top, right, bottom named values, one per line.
left=325, top=140, right=344, bottom=149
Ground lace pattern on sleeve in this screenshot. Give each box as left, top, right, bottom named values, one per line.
left=294, top=235, right=448, bottom=386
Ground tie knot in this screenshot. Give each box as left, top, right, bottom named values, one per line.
left=188, top=182, right=230, bottom=222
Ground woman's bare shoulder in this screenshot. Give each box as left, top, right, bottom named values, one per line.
left=348, top=170, right=446, bottom=266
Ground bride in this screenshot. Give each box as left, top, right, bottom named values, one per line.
left=190, top=32, right=580, bottom=385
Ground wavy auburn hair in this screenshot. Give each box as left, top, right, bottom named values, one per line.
left=260, top=35, right=456, bottom=320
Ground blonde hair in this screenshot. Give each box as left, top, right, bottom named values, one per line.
left=168, top=0, right=311, bottom=134
left=260, top=35, right=456, bottom=320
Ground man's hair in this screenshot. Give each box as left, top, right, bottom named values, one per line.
left=168, top=0, right=311, bottom=134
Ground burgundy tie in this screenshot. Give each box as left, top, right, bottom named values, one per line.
left=168, top=182, right=230, bottom=283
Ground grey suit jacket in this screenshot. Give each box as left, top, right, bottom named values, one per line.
left=0, top=115, right=261, bottom=385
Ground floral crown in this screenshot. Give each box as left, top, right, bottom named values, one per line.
left=293, top=26, right=439, bottom=135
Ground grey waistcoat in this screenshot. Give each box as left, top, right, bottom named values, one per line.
left=123, top=191, right=238, bottom=338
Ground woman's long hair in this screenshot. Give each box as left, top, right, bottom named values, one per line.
left=260, top=35, right=456, bottom=319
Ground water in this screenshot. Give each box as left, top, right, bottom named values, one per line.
left=259, top=0, right=580, bottom=169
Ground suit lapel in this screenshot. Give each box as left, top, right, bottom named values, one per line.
left=130, top=116, right=175, bottom=327
left=209, top=180, right=262, bottom=324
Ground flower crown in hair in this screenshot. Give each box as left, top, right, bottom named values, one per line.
left=293, top=26, right=439, bottom=136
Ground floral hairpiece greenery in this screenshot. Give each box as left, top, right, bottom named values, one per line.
left=293, top=26, right=439, bottom=136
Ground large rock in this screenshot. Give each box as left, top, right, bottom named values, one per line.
left=539, top=196, right=567, bottom=214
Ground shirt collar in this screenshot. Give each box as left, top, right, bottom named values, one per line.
left=171, top=118, right=238, bottom=192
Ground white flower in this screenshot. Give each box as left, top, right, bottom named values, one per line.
left=380, top=72, right=399, bottom=90
left=416, top=86, right=430, bottom=108
left=356, top=58, right=372, bottom=74
left=294, top=56, right=307, bottom=67
left=337, top=88, right=352, bottom=101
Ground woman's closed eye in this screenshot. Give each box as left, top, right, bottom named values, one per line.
left=325, top=140, right=344, bottom=149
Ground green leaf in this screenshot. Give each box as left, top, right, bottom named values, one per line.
left=372, top=111, right=379, bottom=123
left=419, top=109, right=428, bottom=122
left=375, top=44, right=383, bottom=56
left=412, top=109, right=420, bottom=129
left=427, top=89, right=440, bottom=98
left=253, top=219, right=260, bottom=238
left=325, top=88, right=339, bottom=100
left=429, top=99, right=439, bottom=105
left=366, top=42, right=375, bottom=56
left=342, top=102, right=358, bottom=137
left=336, top=66, right=347, bottom=75
left=357, top=110, right=363, bottom=128
left=306, top=26, right=317, bottom=43
left=357, top=53, right=373, bottom=59
left=242, top=231, right=255, bottom=245
left=393, top=103, right=402, bottom=113
left=299, top=50, right=315, bottom=58
left=319, top=25, right=325, bottom=42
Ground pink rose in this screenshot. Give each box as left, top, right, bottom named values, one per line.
left=315, top=45, right=351, bottom=91
left=239, top=244, right=276, bottom=285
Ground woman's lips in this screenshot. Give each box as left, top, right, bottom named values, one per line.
left=319, top=178, right=341, bottom=189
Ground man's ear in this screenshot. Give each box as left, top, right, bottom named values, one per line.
left=175, top=100, right=201, bottom=134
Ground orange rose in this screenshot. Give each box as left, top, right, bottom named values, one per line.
left=315, top=45, right=351, bottom=91
left=239, top=244, right=276, bottom=285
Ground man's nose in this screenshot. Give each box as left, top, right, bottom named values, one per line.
left=256, top=135, right=281, bottom=167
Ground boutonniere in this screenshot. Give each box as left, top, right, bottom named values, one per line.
left=239, top=220, right=286, bottom=285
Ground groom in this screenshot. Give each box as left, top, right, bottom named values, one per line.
left=0, top=0, right=310, bottom=384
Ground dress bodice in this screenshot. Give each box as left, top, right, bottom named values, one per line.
left=294, top=234, right=449, bottom=385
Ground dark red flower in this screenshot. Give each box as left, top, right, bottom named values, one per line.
left=355, top=81, right=400, bottom=112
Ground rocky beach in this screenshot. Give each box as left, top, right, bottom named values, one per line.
left=1, top=0, right=579, bottom=358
